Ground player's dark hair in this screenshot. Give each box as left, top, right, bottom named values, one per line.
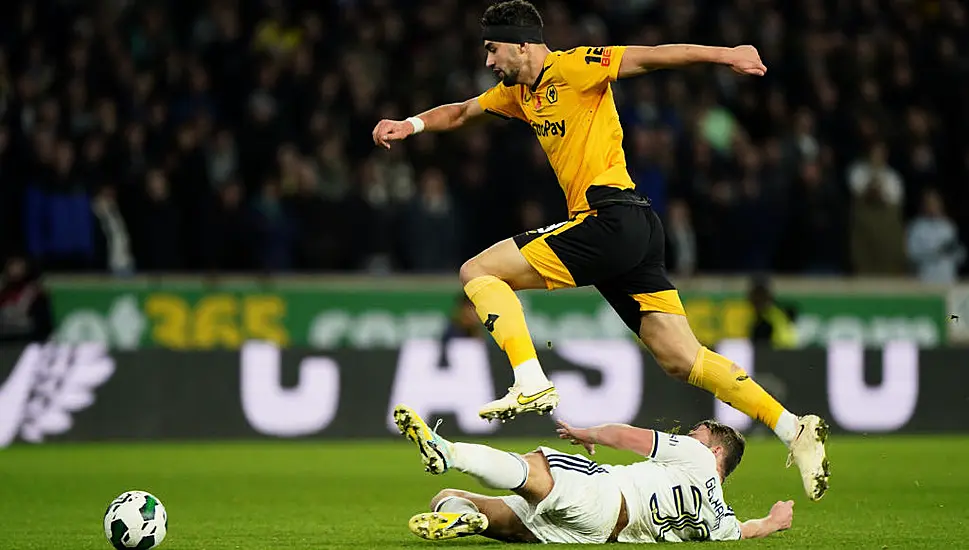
left=694, top=420, right=746, bottom=478
left=481, top=0, right=543, bottom=29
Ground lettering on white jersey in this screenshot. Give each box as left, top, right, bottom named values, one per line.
left=704, top=477, right=726, bottom=531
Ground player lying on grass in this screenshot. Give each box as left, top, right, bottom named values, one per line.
left=393, top=405, right=794, bottom=544
left=373, top=0, right=829, bottom=501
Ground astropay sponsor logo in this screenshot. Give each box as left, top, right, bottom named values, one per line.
left=0, top=343, right=115, bottom=447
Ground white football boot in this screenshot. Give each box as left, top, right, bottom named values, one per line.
left=478, top=384, right=559, bottom=422
left=786, top=414, right=831, bottom=501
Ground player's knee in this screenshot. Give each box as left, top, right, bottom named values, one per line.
left=429, top=489, right=463, bottom=511
left=459, top=258, right=485, bottom=285
left=650, top=345, right=696, bottom=381
left=661, top=356, right=694, bottom=380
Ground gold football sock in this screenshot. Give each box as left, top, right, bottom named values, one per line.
left=688, top=347, right=785, bottom=429
left=463, top=275, right=539, bottom=369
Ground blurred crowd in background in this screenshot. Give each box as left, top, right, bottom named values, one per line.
left=1, top=0, right=968, bottom=283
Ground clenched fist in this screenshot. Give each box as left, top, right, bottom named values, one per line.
left=768, top=500, right=794, bottom=531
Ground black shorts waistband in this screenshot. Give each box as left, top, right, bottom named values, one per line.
left=587, top=188, right=651, bottom=210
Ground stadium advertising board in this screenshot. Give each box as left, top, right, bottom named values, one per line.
left=1, top=340, right=966, bottom=448
left=48, top=280, right=948, bottom=350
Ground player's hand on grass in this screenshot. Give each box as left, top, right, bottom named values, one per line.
left=555, top=420, right=596, bottom=456
left=768, top=500, right=794, bottom=531
left=372, top=119, right=415, bottom=149
left=724, top=45, right=766, bottom=76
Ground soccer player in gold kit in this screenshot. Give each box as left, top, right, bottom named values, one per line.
left=372, top=0, right=830, bottom=501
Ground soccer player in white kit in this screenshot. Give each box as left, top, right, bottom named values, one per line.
left=394, top=404, right=794, bottom=543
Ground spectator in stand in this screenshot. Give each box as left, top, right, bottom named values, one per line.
left=906, top=188, right=966, bottom=284
left=251, top=177, right=294, bottom=271
left=778, top=161, right=846, bottom=275
left=0, top=256, right=54, bottom=344
left=202, top=180, right=255, bottom=272
left=665, top=199, right=697, bottom=277
left=847, top=142, right=905, bottom=212
left=206, top=129, right=239, bottom=191
left=91, top=185, right=135, bottom=276
left=442, top=293, right=483, bottom=342
left=747, top=277, right=797, bottom=349
left=402, top=167, right=461, bottom=273
left=0, top=0, right=965, bottom=280
left=848, top=142, right=907, bottom=275
left=25, top=139, right=95, bottom=271
left=134, top=169, right=183, bottom=272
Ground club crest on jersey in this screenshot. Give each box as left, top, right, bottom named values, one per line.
left=545, top=85, right=558, bottom=104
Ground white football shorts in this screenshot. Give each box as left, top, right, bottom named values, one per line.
left=500, top=446, right=623, bottom=544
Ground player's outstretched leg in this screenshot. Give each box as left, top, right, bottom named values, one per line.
left=639, top=312, right=830, bottom=501
left=393, top=404, right=531, bottom=486
left=409, top=492, right=491, bottom=542
left=460, top=239, right=559, bottom=422
left=408, top=489, right=539, bottom=543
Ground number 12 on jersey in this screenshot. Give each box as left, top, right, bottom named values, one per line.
left=584, top=47, right=612, bottom=66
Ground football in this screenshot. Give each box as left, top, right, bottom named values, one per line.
left=102, top=491, right=168, bottom=549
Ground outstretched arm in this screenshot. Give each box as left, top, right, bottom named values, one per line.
left=617, top=44, right=766, bottom=78
left=556, top=420, right=655, bottom=456
left=372, top=97, right=485, bottom=149
left=740, top=500, right=794, bottom=539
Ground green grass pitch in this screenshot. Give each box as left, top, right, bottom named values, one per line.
left=0, top=435, right=966, bottom=549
